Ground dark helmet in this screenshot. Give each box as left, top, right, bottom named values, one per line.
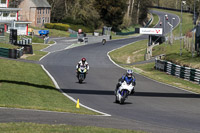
left=82, top=58, right=86, bottom=63
left=126, top=69, right=133, bottom=78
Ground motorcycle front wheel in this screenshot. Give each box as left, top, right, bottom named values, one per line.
left=120, top=90, right=128, bottom=104
left=79, top=79, right=83, bottom=83
left=115, top=96, right=119, bottom=103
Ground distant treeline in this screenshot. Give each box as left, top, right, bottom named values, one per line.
left=47, top=0, right=153, bottom=31
left=153, top=0, right=200, bottom=11
left=8, top=0, right=200, bottom=31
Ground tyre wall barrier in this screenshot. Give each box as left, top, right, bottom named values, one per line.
left=17, top=38, right=32, bottom=45
left=15, top=45, right=33, bottom=54
left=0, top=48, right=9, bottom=58
left=0, top=47, right=24, bottom=59
left=155, top=59, right=200, bottom=84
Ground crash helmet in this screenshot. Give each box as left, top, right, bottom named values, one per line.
left=81, top=58, right=86, bottom=63
left=126, top=69, right=133, bottom=78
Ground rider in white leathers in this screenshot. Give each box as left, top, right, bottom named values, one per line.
left=76, top=58, right=89, bottom=77
left=76, top=57, right=89, bottom=70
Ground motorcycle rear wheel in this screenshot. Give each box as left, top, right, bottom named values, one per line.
left=79, top=79, right=83, bottom=83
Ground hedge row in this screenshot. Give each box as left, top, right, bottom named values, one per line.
left=44, top=23, right=70, bottom=31
left=44, top=23, right=94, bottom=33
left=69, top=24, right=94, bottom=33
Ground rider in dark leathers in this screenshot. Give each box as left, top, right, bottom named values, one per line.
left=115, top=69, right=136, bottom=95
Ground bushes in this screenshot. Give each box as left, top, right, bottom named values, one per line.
left=69, top=24, right=94, bottom=33
left=45, top=23, right=94, bottom=33
left=45, top=23, right=70, bottom=31
left=45, top=23, right=54, bottom=29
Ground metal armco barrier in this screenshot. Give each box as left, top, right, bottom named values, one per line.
left=155, top=59, right=200, bottom=84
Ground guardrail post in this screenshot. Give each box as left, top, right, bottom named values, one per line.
left=180, top=66, right=185, bottom=79
left=171, top=64, right=176, bottom=76
left=190, top=69, right=196, bottom=81
left=155, top=59, right=200, bottom=84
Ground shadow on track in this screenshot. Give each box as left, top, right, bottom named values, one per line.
left=0, top=80, right=57, bottom=91
left=62, top=89, right=200, bottom=98
left=134, top=92, right=200, bottom=98
left=75, top=81, right=87, bottom=84
left=63, top=89, right=114, bottom=95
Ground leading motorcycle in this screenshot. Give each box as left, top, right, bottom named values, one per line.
left=115, top=81, right=135, bottom=104
left=77, top=66, right=87, bottom=83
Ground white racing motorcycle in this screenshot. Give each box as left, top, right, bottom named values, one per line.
left=115, top=81, right=135, bottom=104
left=77, top=66, right=87, bottom=83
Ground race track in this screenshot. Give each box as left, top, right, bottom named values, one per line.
left=1, top=10, right=200, bottom=133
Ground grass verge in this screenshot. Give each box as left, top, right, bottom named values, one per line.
left=152, top=40, right=200, bottom=69
left=151, top=8, right=200, bottom=69
left=149, top=13, right=159, bottom=28
left=0, top=43, right=19, bottom=49
left=0, top=123, right=145, bottom=133
left=24, top=44, right=49, bottom=61
left=122, top=63, right=200, bottom=93
left=109, top=40, right=147, bottom=64
left=30, top=26, right=70, bottom=37
left=0, top=58, right=98, bottom=115
left=0, top=41, right=99, bottom=115
left=151, top=8, right=193, bottom=36
left=109, top=9, right=200, bottom=93
left=48, top=29, right=70, bottom=37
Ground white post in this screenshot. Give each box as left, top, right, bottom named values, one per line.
left=172, top=18, right=175, bottom=44
left=192, top=0, right=196, bottom=58
left=164, top=14, right=168, bottom=44
left=180, top=1, right=183, bottom=56
left=180, top=1, right=186, bottom=56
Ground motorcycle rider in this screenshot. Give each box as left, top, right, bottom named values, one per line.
left=115, top=69, right=136, bottom=95
left=76, top=57, right=89, bottom=77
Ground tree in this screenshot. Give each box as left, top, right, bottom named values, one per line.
left=70, top=0, right=100, bottom=28
left=124, top=0, right=153, bottom=27
left=95, top=0, right=128, bottom=31
left=139, top=0, right=153, bottom=24
left=47, top=0, right=152, bottom=31
left=48, top=0, right=100, bottom=28
left=47, top=0, right=65, bottom=22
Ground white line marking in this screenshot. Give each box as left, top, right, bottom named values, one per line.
left=0, top=107, right=103, bottom=116
left=39, top=52, right=50, bottom=61
left=38, top=12, right=185, bottom=118
left=107, top=40, right=145, bottom=70
left=40, top=41, right=57, bottom=52
left=41, top=65, right=111, bottom=116
left=107, top=14, right=198, bottom=95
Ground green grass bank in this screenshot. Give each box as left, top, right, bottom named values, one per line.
left=0, top=123, right=145, bottom=133
left=109, top=9, right=200, bottom=93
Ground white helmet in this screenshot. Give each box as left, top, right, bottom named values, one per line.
left=126, top=69, right=133, bottom=78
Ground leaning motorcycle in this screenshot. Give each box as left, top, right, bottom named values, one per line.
left=77, top=66, right=87, bottom=83
left=115, top=81, right=135, bottom=104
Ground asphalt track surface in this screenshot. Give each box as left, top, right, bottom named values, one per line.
left=1, top=10, right=200, bottom=133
